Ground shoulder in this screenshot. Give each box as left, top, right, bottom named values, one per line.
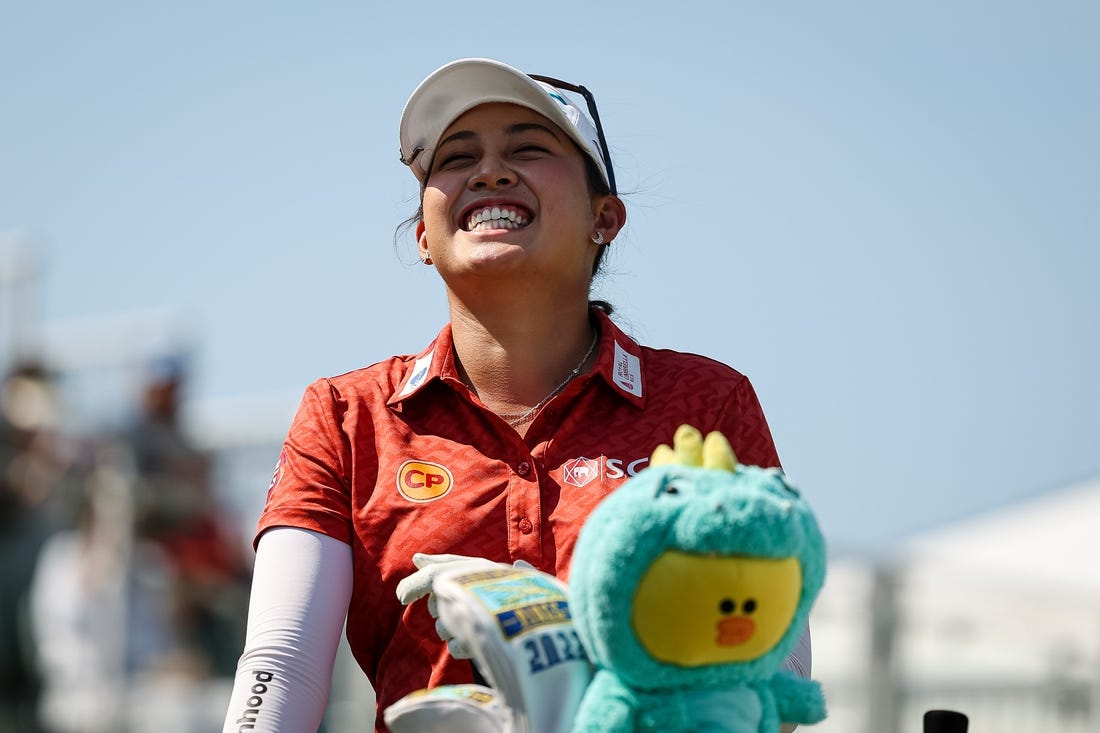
left=329, top=354, right=417, bottom=390
left=598, top=311, right=753, bottom=390
left=641, top=346, right=749, bottom=379
left=306, top=326, right=451, bottom=404
left=300, top=353, right=419, bottom=402
left=639, top=346, right=755, bottom=398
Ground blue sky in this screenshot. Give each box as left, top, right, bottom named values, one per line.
left=2, top=1, right=1097, bottom=554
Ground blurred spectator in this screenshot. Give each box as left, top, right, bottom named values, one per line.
left=0, top=360, right=83, bottom=732
left=1, top=361, right=87, bottom=531
left=121, top=355, right=250, bottom=679
left=28, top=476, right=181, bottom=733
left=6, top=355, right=246, bottom=732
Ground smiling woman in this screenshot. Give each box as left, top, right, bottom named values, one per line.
left=221, top=58, right=801, bottom=733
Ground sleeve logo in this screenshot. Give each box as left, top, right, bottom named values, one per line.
left=267, top=449, right=288, bottom=498
left=397, top=460, right=454, bottom=502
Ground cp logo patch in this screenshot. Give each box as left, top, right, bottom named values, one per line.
left=397, top=460, right=454, bottom=502
left=562, top=457, right=600, bottom=488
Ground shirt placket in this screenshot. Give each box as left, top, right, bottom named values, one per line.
left=505, top=441, right=543, bottom=566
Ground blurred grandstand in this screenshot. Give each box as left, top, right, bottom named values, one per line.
left=814, top=477, right=1100, bottom=733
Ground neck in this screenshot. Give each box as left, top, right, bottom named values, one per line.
left=448, top=297, right=597, bottom=414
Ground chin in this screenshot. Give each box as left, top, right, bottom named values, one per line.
left=460, top=239, right=530, bottom=269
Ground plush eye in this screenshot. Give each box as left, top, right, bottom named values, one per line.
left=742, top=598, right=757, bottom=614
left=719, top=598, right=735, bottom=614
left=653, top=474, right=689, bottom=498
left=656, top=481, right=681, bottom=497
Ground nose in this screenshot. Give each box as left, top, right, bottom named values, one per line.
left=468, top=154, right=516, bottom=190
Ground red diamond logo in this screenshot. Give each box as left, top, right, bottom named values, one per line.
left=562, top=457, right=600, bottom=488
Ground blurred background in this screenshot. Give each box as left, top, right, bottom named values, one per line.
left=2, top=1, right=1097, bottom=732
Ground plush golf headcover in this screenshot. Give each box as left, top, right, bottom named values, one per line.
left=432, top=563, right=592, bottom=733
left=383, top=684, right=509, bottom=733
left=567, top=426, right=827, bottom=732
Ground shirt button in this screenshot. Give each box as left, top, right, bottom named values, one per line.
left=516, top=461, right=531, bottom=476
left=518, top=517, right=533, bottom=534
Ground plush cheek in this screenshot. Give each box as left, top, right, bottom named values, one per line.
left=631, top=551, right=802, bottom=667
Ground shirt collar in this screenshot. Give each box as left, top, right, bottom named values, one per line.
left=590, top=308, right=647, bottom=408
left=388, top=308, right=647, bottom=409
left=387, top=323, right=457, bottom=407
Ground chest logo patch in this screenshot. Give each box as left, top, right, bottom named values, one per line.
left=397, top=460, right=454, bottom=502
left=562, top=457, right=600, bottom=488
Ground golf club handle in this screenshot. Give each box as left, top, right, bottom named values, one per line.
left=923, top=709, right=968, bottom=733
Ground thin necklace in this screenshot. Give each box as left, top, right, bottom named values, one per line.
left=495, top=330, right=599, bottom=428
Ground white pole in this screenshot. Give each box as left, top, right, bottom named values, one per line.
left=867, top=563, right=901, bottom=733
left=1090, top=620, right=1100, bottom=733
left=0, top=231, right=43, bottom=369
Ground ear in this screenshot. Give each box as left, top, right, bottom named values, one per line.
left=415, top=220, right=429, bottom=257
left=592, top=195, right=627, bottom=243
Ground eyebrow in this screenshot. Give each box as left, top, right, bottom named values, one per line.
left=508, top=122, right=562, bottom=140
left=436, top=121, right=563, bottom=150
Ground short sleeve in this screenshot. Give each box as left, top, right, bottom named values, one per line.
left=715, top=375, right=781, bottom=469
left=256, top=379, right=354, bottom=547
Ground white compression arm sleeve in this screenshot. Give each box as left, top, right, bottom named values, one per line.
left=781, top=624, right=812, bottom=678
left=222, top=527, right=353, bottom=733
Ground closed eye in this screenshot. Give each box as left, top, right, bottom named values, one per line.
left=513, top=144, right=550, bottom=156
left=436, top=151, right=475, bottom=169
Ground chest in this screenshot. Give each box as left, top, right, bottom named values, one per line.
left=345, top=398, right=665, bottom=578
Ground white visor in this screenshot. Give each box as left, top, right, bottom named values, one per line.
left=399, top=58, right=611, bottom=191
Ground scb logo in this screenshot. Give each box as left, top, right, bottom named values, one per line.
left=561, top=456, right=649, bottom=488
left=397, top=460, right=454, bottom=502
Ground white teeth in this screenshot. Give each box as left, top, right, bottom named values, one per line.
left=466, top=206, right=530, bottom=231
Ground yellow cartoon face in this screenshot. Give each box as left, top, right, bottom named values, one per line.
left=631, top=550, right=802, bottom=666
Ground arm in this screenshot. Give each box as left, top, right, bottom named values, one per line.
left=716, top=377, right=813, bottom=731
left=781, top=624, right=811, bottom=678
left=777, top=624, right=813, bottom=733
left=222, top=527, right=353, bottom=733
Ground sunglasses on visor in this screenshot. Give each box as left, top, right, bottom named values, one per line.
left=527, top=74, right=617, bottom=197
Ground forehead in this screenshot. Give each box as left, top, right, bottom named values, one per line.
left=438, top=102, right=566, bottom=144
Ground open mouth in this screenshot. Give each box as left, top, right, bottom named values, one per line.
left=464, top=205, right=532, bottom=232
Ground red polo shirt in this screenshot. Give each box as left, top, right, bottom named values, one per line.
left=257, top=309, right=780, bottom=728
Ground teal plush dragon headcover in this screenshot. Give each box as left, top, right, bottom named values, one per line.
left=567, top=425, right=827, bottom=732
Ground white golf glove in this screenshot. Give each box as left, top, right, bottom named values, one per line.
left=396, top=553, right=533, bottom=659
left=387, top=562, right=591, bottom=733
